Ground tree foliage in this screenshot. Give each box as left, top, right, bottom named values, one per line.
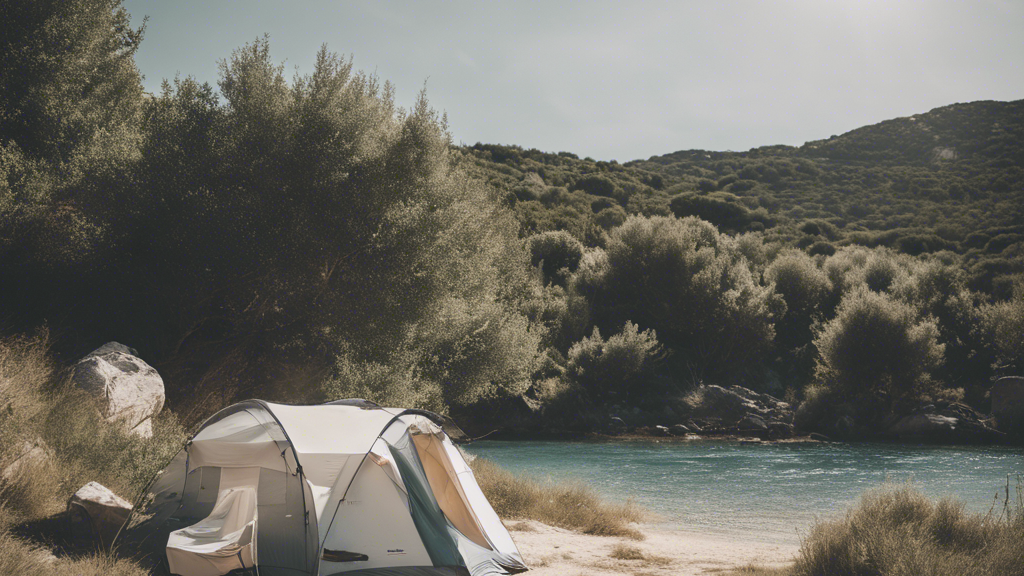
left=566, top=322, right=663, bottom=403
left=814, top=288, right=944, bottom=397
left=576, top=215, right=781, bottom=386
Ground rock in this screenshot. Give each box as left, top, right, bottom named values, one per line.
left=888, top=413, right=959, bottom=442
left=72, top=343, right=164, bottom=437
left=693, top=385, right=793, bottom=426
left=738, top=414, right=768, bottom=431
left=669, top=424, right=691, bottom=436
left=885, top=401, right=1005, bottom=444
left=1, top=438, right=51, bottom=480
left=767, top=421, right=794, bottom=440
left=66, top=482, right=133, bottom=548
left=992, top=376, right=1024, bottom=433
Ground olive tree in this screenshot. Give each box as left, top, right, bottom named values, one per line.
left=566, top=322, right=663, bottom=403
left=575, top=215, right=781, bottom=386
left=814, top=288, right=944, bottom=398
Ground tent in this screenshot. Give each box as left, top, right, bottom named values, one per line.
left=114, top=399, right=528, bottom=576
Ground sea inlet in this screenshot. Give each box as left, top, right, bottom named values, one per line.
left=463, top=439, right=1024, bottom=544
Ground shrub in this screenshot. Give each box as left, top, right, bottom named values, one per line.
left=526, top=230, right=585, bottom=285
left=573, top=174, right=624, bottom=202
left=576, top=215, right=781, bottom=386
left=807, top=240, right=836, bottom=257
left=697, top=178, right=717, bottom=192
left=566, top=322, right=663, bottom=403
left=669, top=193, right=754, bottom=233
left=980, top=277, right=1024, bottom=375
left=793, top=483, right=1024, bottom=576
left=814, top=288, right=944, bottom=398
left=594, top=205, right=627, bottom=230
left=766, top=250, right=830, bottom=322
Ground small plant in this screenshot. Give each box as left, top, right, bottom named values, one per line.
left=609, top=543, right=645, bottom=560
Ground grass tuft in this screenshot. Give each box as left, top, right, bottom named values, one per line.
left=792, top=482, right=1024, bottom=576
left=470, top=456, right=645, bottom=539
left=609, top=543, right=646, bottom=560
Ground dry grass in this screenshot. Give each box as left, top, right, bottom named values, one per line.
left=470, top=456, right=645, bottom=539
left=609, top=543, right=647, bottom=560
left=0, top=333, right=184, bottom=574
left=0, top=505, right=148, bottom=576
left=1, top=333, right=186, bottom=518
left=609, top=543, right=672, bottom=567
left=792, top=482, right=1024, bottom=576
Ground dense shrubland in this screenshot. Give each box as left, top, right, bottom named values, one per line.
left=1, top=1, right=539, bottom=423
left=1, top=0, right=1021, bottom=438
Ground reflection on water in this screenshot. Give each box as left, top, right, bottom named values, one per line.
left=462, top=440, right=1024, bottom=544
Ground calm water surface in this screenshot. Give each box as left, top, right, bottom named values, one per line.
left=463, top=440, right=1023, bottom=544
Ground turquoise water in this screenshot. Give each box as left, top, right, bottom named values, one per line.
left=462, top=440, right=1024, bottom=544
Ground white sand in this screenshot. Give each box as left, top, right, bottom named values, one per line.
left=509, top=521, right=799, bottom=576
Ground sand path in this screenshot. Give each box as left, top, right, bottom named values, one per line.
left=510, top=521, right=799, bottom=576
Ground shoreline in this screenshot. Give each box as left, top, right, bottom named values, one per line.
left=510, top=520, right=800, bottom=576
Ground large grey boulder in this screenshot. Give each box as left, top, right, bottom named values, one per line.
left=66, top=482, right=133, bottom=548
left=992, top=376, right=1024, bottom=433
left=72, top=343, right=164, bottom=438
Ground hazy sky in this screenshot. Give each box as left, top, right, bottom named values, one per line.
left=123, top=0, right=1023, bottom=162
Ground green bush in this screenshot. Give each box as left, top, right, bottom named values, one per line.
left=669, top=193, right=755, bottom=233
left=980, top=277, right=1024, bottom=375
left=575, top=215, right=780, bottom=386
left=527, top=230, right=585, bottom=286
left=814, top=288, right=944, bottom=398
left=566, top=322, right=663, bottom=403
left=573, top=174, right=625, bottom=203
left=767, top=250, right=830, bottom=323
left=594, top=205, right=628, bottom=230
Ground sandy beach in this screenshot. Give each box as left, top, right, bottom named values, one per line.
left=510, top=521, right=799, bottom=576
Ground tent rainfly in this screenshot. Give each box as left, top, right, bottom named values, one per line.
left=114, top=399, right=527, bottom=576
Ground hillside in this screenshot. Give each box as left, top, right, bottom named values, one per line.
left=462, top=100, right=1024, bottom=298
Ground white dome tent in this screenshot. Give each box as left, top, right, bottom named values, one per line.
left=114, top=399, right=527, bottom=576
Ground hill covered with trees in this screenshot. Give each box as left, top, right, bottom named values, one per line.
left=464, top=100, right=1024, bottom=298
left=460, top=100, right=1024, bottom=434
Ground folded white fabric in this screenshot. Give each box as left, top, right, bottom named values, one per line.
left=167, top=468, right=260, bottom=576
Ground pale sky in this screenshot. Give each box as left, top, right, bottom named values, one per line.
left=123, top=0, right=1024, bottom=162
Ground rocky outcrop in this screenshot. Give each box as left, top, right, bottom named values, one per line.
left=688, top=385, right=794, bottom=437
left=72, top=343, right=164, bottom=438
left=991, top=376, right=1024, bottom=434
left=883, top=401, right=1004, bottom=444
left=66, top=482, right=133, bottom=548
